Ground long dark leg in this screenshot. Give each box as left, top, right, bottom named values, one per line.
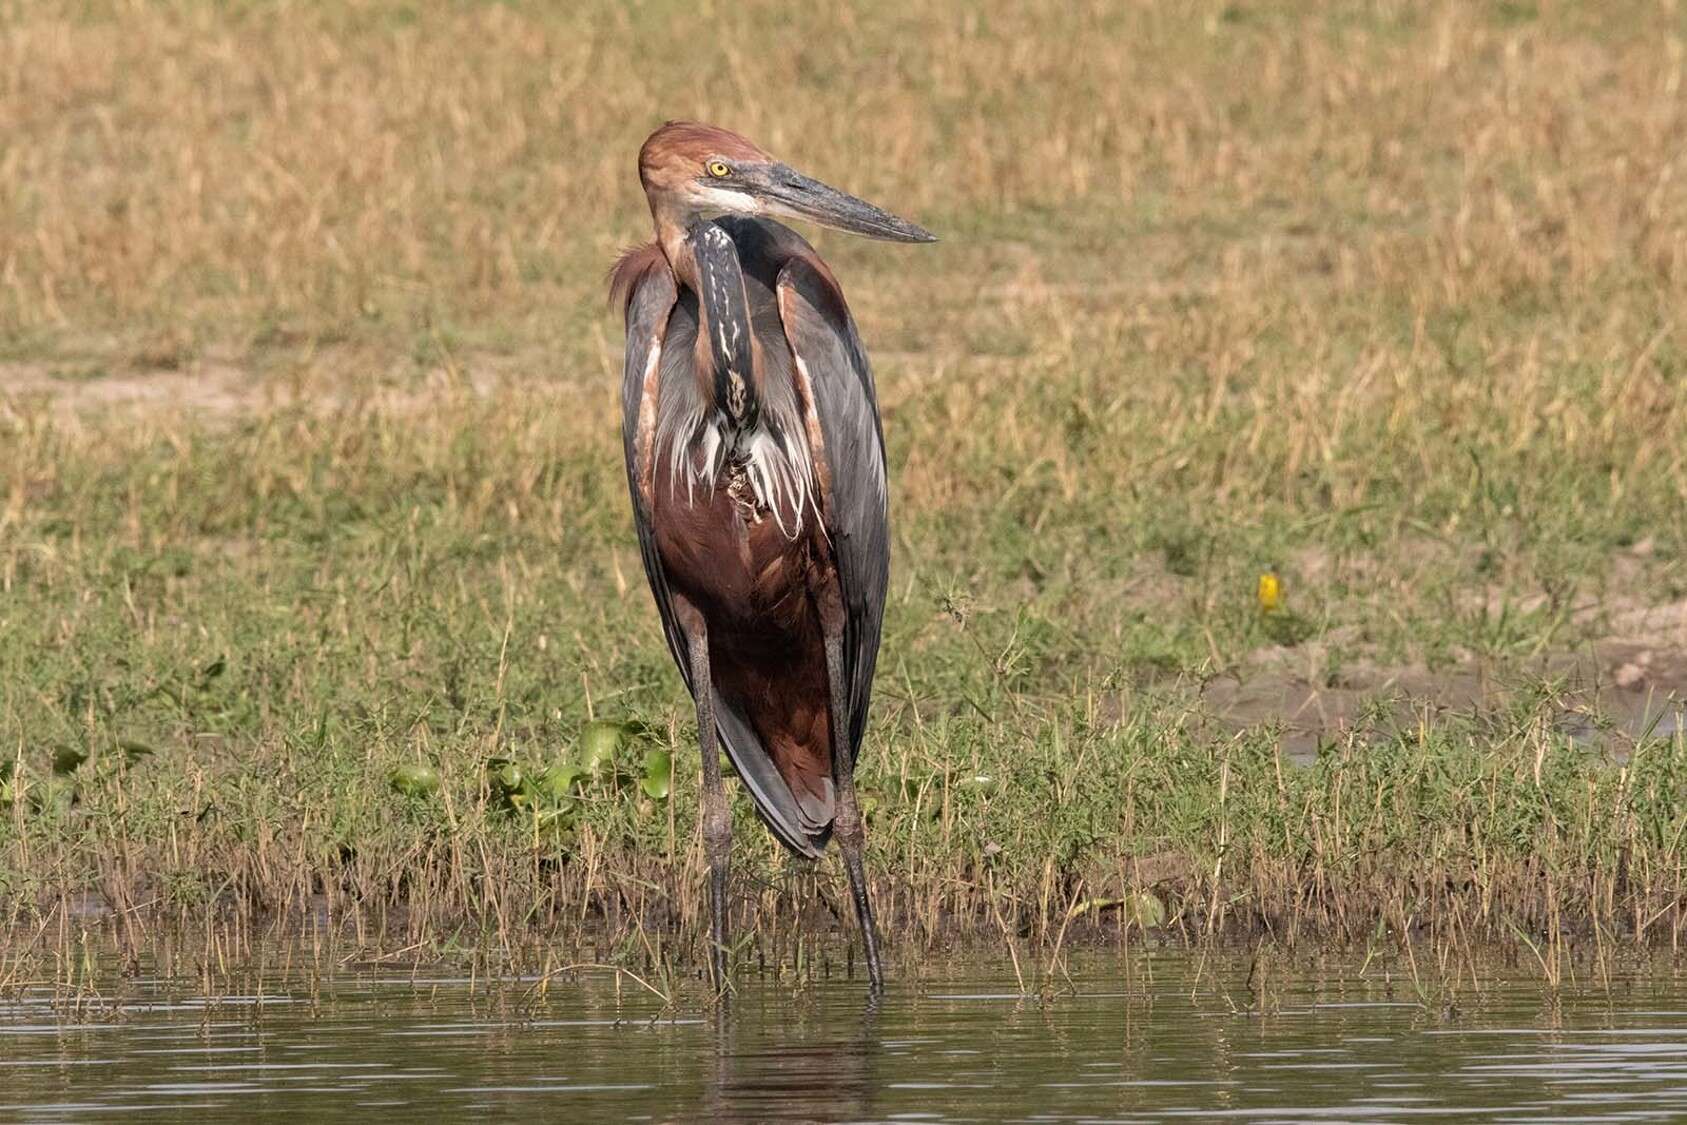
left=822, top=622, right=884, bottom=992
left=676, top=596, right=733, bottom=993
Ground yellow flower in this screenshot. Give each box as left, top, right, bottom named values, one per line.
left=1257, top=571, right=1282, bottom=614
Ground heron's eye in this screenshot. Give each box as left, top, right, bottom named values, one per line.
left=706, top=161, right=731, bottom=178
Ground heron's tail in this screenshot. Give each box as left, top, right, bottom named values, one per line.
left=711, top=692, right=831, bottom=858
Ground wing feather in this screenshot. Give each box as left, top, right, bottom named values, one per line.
left=619, top=261, right=690, bottom=689
left=776, top=257, right=891, bottom=767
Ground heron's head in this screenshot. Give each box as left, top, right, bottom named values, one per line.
left=638, top=121, right=936, bottom=244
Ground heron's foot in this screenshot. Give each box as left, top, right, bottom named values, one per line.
left=707, top=858, right=732, bottom=995
left=843, top=848, right=884, bottom=992
left=835, top=803, right=884, bottom=993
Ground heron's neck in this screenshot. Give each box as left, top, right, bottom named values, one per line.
left=648, top=210, right=719, bottom=405
left=649, top=192, right=701, bottom=279
left=682, top=219, right=762, bottom=440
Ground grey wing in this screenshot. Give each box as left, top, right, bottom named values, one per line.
left=622, top=264, right=828, bottom=858
left=777, top=257, right=891, bottom=766
left=619, top=266, right=692, bottom=691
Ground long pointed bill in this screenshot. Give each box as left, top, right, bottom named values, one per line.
left=754, top=163, right=937, bottom=243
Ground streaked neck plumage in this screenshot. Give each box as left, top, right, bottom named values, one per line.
left=649, top=216, right=817, bottom=541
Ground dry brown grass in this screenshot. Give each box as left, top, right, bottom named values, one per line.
left=3, top=1, right=1681, bottom=352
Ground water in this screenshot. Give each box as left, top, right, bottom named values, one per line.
left=4, top=953, right=1687, bottom=1122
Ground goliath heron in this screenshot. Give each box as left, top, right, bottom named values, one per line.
left=610, top=122, right=934, bottom=991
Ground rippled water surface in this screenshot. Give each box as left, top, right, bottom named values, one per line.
left=5, top=952, right=1687, bottom=1122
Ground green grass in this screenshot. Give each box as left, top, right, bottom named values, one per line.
left=2, top=0, right=1686, bottom=977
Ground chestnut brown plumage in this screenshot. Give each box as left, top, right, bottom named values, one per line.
left=612, top=122, right=934, bottom=993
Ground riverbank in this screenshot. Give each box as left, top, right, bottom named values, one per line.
left=4, top=0, right=1685, bottom=979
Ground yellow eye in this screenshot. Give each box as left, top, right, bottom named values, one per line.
left=707, top=160, right=731, bottom=178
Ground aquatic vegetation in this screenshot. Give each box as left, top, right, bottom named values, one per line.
left=388, top=763, right=441, bottom=799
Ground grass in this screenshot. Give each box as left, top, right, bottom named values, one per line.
left=2, top=0, right=1687, bottom=981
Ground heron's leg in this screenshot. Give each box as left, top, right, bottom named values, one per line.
left=821, top=620, right=884, bottom=992
left=676, top=596, right=733, bottom=993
